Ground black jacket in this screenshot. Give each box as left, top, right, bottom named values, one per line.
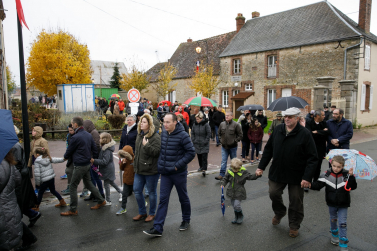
left=180, top=120, right=189, bottom=134
left=212, top=111, right=225, bottom=126
left=253, top=114, right=267, bottom=130
left=119, top=124, right=138, bottom=152
left=258, top=123, right=318, bottom=185
left=241, top=119, right=251, bottom=142
left=305, top=119, right=328, bottom=157
left=64, top=127, right=98, bottom=166
left=311, top=169, right=357, bottom=208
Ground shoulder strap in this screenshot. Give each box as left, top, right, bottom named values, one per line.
left=325, top=170, right=331, bottom=177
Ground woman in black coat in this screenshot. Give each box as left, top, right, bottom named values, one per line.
left=177, top=114, right=189, bottom=134
left=191, top=112, right=211, bottom=177
left=241, top=113, right=252, bottom=162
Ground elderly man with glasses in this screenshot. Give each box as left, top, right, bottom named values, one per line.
left=256, top=107, right=318, bottom=238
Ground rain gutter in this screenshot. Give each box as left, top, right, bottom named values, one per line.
left=344, top=37, right=363, bottom=80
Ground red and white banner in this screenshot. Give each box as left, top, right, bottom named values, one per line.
left=196, top=60, right=200, bottom=72
left=15, top=0, right=29, bottom=30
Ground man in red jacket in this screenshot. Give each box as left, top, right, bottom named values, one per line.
left=175, top=106, right=189, bottom=125
left=118, top=99, right=125, bottom=115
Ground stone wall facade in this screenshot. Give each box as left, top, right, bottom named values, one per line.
left=218, top=39, right=361, bottom=118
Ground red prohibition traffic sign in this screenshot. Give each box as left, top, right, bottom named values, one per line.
left=127, top=89, right=141, bottom=103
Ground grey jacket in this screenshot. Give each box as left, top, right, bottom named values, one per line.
left=191, top=119, right=211, bottom=154
left=93, top=140, right=116, bottom=181
left=221, top=167, right=260, bottom=200
left=134, top=114, right=161, bottom=176
left=0, top=160, right=22, bottom=250
left=268, top=118, right=284, bottom=134
left=34, top=156, right=65, bottom=186
left=218, top=120, right=243, bottom=149
left=83, top=120, right=100, bottom=158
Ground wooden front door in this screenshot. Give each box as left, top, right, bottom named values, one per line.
left=235, top=100, right=244, bottom=119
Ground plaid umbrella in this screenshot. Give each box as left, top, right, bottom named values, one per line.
left=184, top=96, right=217, bottom=107
left=0, top=109, right=19, bottom=163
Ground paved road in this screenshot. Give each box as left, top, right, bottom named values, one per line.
left=26, top=140, right=377, bottom=251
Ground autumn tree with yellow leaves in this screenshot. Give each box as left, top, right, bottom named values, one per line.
left=26, top=30, right=92, bottom=96
left=150, top=63, right=177, bottom=102
left=119, top=65, right=149, bottom=93
left=189, top=62, right=220, bottom=98
left=6, top=66, right=16, bottom=94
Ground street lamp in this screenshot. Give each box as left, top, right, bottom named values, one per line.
left=195, top=40, right=209, bottom=65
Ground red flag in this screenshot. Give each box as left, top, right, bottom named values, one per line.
left=196, top=61, right=200, bottom=73
left=15, top=0, right=29, bottom=30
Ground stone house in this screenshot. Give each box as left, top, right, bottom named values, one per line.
left=90, top=60, right=127, bottom=88
left=144, top=29, right=237, bottom=104
left=218, top=0, right=377, bottom=125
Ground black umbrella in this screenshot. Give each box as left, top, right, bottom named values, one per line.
left=236, top=104, right=264, bottom=111
left=267, top=96, right=308, bottom=111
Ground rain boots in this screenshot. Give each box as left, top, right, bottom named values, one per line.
left=330, top=228, right=339, bottom=245
left=339, top=237, right=349, bottom=251
left=55, top=199, right=67, bottom=208
left=231, top=210, right=238, bottom=224
left=236, top=210, right=244, bottom=224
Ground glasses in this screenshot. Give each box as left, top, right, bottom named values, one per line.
left=284, top=115, right=296, bottom=119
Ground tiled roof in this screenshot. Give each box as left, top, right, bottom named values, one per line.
left=231, top=92, right=254, bottom=100
left=220, top=1, right=377, bottom=58
left=168, top=31, right=237, bottom=79
left=91, top=60, right=127, bottom=86
left=146, top=62, right=168, bottom=82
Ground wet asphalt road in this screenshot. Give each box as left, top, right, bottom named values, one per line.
left=26, top=140, right=377, bottom=251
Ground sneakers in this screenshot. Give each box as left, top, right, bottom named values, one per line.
left=197, top=168, right=203, bottom=172
left=45, top=188, right=50, bottom=193
left=119, top=193, right=122, bottom=202
left=105, top=201, right=112, bottom=206
left=28, top=212, right=41, bottom=228
left=80, top=189, right=89, bottom=198
left=34, top=189, right=39, bottom=196
left=61, top=186, right=70, bottom=195
left=145, top=201, right=148, bottom=207
left=116, top=208, right=127, bottom=215
left=143, top=228, right=162, bottom=237
left=60, top=210, right=78, bottom=216
left=330, top=229, right=339, bottom=245
left=339, top=237, right=349, bottom=251
left=60, top=174, right=67, bottom=179
left=179, top=221, right=190, bottom=231
left=90, top=200, right=106, bottom=210
left=215, top=175, right=223, bottom=180
left=202, top=171, right=206, bottom=177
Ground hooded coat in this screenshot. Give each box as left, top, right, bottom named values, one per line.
left=247, top=122, right=263, bottom=144
left=191, top=118, right=211, bottom=154
left=175, top=106, right=190, bottom=125
left=118, top=145, right=135, bottom=185
left=221, top=167, right=259, bottom=200
left=118, top=101, right=125, bottom=112
left=114, top=104, right=120, bottom=115
left=93, top=140, right=116, bottom=181
left=0, top=160, right=22, bottom=250
left=27, top=126, right=50, bottom=167
left=157, top=122, right=195, bottom=175
left=34, top=156, right=65, bottom=186
left=134, top=114, right=161, bottom=176
left=253, top=110, right=268, bottom=130
left=83, top=120, right=100, bottom=157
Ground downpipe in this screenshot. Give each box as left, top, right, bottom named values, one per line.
left=343, top=37, right=363, bottom=80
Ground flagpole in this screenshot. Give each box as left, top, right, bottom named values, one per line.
left=17, top=13, right=30, bottom=166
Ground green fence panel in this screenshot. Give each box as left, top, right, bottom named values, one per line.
left=95, top=89, right=101, bottom=97
left=95, top=88, right=118, bottom=98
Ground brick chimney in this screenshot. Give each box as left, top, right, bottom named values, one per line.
left=235, top=13, right=245, bottom=33
left=252, top=11, right=260, bottom=18
left=187, top=38, right=192, bottom=43
left=358, top=0, right=372, bottom=33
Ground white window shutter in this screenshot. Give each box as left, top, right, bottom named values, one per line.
left=365, top=45, right=370, bottom=70
left=369, top=85, right=373, bottom=110
left=361, top=84, right=366, bottom=110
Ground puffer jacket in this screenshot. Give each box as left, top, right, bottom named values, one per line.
left=119, top=123, right=138, bottom=152
left=118, top=145, right=135, bottom=185
left=157, top=122, right=195, bottom=175
left=93, top=140, right=116, bottom=181
left=134, top=114, right=161, bottom=176
left=28, top=126, right=50, bottom=167
left=34, top=156, right=65, bottom=186
left=118, top=101, right=125, bottom=112
left=247, top=123, right=263, bottom=144
left=191, top=118, right=211, bottom=154
left=221, top=166, right=260, bottom=200
left=218, top=120, right=243, bottom=149
left=83, top=120, right=100, bottom=158
left=0, top=160, right=22, bottom=250
left=311, top=169, right=357, bottom=208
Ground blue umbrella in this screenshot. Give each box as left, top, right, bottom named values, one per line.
left=0, top=109, right=19, bottom=163
left=221, top=187, right=225, bottom=216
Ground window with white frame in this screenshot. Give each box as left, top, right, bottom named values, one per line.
left=282, top=88, right=291, bottom=97
left=267, top=89, right=276, bottom=107
left=365, top=44, right=371, bottom=70
left=222, top=90, right=229, bottom=107
left=268, top=55, right=277, bottom=78
left=233, top=90, right=240, bottom=96
left=360, top=83, right=373, bottom=110
left=245, top=83, right=252, bottom=91
left=233, top=59, right=241, bottom=74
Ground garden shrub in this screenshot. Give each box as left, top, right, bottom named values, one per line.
left=107, top=115, right=125, bottom=129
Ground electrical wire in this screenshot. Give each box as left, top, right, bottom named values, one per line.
left=82, top=0, right=174, bottom=46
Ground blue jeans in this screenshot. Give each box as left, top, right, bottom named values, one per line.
left=329, top=206, right=348, bottom=239
left=241, top=140, right=250, bottom=158
left=133, top=173, right=159, bottom=215
left=250, top=142, right=261, bottom=160
left=90, top=167, right=104, bottom=196
left=37, top=178, right=62, bottom=205
left=154, top=171, right=191, bottom=233
left=214, top=125, right=220, bottom=145
left=220, top=147, right=237, bottom=177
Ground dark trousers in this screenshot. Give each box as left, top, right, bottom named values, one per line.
left=21, top=222, right=37, bottom=245
left=154, top=171, right=191, bottom=233
left=121, top=183, right=133, bottom=209
left=197, top=153, right=208, bottom=170
left=250, top=142, right=261, bottom=160
left=37, top=178, right=62, bottom=205
left=90, top=168, right=104, bottom=196
left=268, top=180, right=304, bottom=230
left=313, top=155, right=324, bottom=182
left=241, top=140, right=250, bottom=158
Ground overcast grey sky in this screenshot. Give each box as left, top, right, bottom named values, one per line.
left=3, top=0, right=376, bottom=86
